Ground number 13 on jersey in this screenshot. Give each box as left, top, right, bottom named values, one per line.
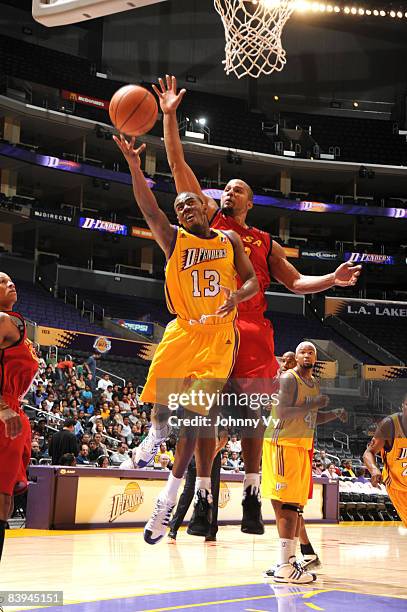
left=191, top=270, right=221, bottom=297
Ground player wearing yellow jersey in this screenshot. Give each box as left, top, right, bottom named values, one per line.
left=262, top=342, right=329, bottom=584
left=114, top=134, right=258, bottom=544
left=363, top=395, right=407, bottom=527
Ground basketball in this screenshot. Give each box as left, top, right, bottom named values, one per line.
left=109, top=84, right=158, bottom=136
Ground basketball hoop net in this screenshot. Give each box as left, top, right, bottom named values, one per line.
left=214, top=0, right=295, bottom=79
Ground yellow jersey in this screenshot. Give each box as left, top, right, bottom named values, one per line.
left=381, top=413, right=407, bottom=491
left=267, top=369, right=319, bottom=450
left=164, top=227, right=237, bottom=325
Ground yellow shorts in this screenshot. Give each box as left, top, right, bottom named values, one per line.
left=387, top=486, right=407, bottom=527
left=261, top=439, right=311, bottom=507
left=140, top=317, right=239, bottom=415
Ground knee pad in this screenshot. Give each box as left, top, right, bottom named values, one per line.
left=281, top=503, right=302, bottom=515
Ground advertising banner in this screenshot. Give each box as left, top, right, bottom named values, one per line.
left=131, top=226, right=154, bottom=240
left=61, top=89, right=109, bottom=111
left=345, top=252, right=396, bottom=265
left=31, top=207, right=74, bottom=225
left=73, top=475, right=324, bottom=525
left=112, top=319, right=154, bottom=337
left=37, top=326, right=157, bottom=360
left=301, top=249, right=339, bottom=261
left=362, top=365, right=407, bottom=380
left=78, top=217, right=128, bottom=236
left=325, top=297, right=407, bottom=319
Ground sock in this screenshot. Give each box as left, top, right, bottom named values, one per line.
left=300, top=542, right=316, bottom=557
left=244, top=473, right=260, bottom=496
left=161, top=473, right=182, bottom=503
left=195, top=477, right=211, bottom=494
left=293, top=536, right=299, bottom=559
left=278, top=538, right=294, bottom=565
left=0, top=520, right=6, bottom=562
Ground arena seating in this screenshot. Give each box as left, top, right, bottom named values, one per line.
left=16, top=280, right=108, bottom=335
left=2, top=33, right=406, bottom=166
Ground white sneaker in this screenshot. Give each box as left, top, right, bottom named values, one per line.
left=301, top=554, right=321, bottom=570
left=134, top=424, right=170, bottom=468
left=272, top=559, right=316, bottom=584
left=144, top=496, right=175, bottom=545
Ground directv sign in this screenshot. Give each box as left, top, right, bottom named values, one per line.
left=113, top=319, right=154, bottom=337
left=345, top=252, right=396, bottom=265
left=301, top=250, right=338, bottom=260
left=79, top=217, right=128, bottom=236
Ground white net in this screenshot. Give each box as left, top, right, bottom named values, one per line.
left=214, top=0, right=295, bottom=79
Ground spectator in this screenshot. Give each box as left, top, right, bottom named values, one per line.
left=129, top=407, right=140, bottom=426
left=110, top=443, right=129, bottom=465
left=48, top=418, right=79, bottom=464
left=321, top=463, right=339, bottom=479
left=81, top=433, right=91, bottom=446
left=154, top=442, right=175, bottom=466
left=76, top=374, right=86, bottom=390
left=84, top=351, right=99, bottom=386
left=97, top=373, right=113, bottom=392
left=229, top=433, right=242, bottom=453
left=76, top=444, right=90, bottom=465
left=97, top=455, right=110, bottom=468
left=316, top=450, right=331, bottom=469
left=156, top=454, right=171, bottom=470
left=81, top=385, right=93, bottom=403
left=342, top=460, right=356, bottom=478
left=100, top=402, right=111, bottom=421
left=56, top=356, right=75, bottom=382
left=59, top=453, right=77, bottom=466
left=31, top=440, right=42, bottom=462
left=221, top=450, right=232, bottom=471
left=121, top=416, right=132, bottom=444
left=355, top=467, right=369, bottom=483
left=312, top=460, right=323, bottom=476
left=93, top=433, right=108, bottom=455
left=103, top=385, right=113, bottom=403
left=227, top=451, right=243, bottom=472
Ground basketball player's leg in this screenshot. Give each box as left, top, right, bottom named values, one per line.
left=262, top=443, right=316, bottom=584
left=233, top=315, right=279, bottom=534
left=299, top=449, right=320, bottom=569
left=168, top=459, right=197, bottom=541
left=386, top=487, right=407, bottom=527
left=187, top=426, right=218, bottom=537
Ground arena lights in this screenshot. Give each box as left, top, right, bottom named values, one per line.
left=292, top=1, right=407, bottom=18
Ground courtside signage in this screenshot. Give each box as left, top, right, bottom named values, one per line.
left=345, top=252, right=396, bottom=265
left=78, top=217, right=128, bottom=235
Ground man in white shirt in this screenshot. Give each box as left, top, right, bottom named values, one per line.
left=97, top=373, right=113, bottom=392
left=110, top=443, right=129, bottom=465
left=229, top=434, right=242, bottom=453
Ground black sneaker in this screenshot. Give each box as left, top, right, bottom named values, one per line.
left=167, top=531, right=177, bottom=543
left=187, top=490, right=213, bottom=537
left=241, top=487, right=265, bottom=535
left=204, top=535, right=217, bottom=542
left=302, top=554, right=321, bottom=570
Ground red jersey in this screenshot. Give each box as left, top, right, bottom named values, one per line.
left=0, top=311, right=39, bottom=412
left=211, top=210, right=272, bottom=315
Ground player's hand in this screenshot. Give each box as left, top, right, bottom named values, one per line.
left=333, top=261, right=362, bottom=287
left=113, top=135, right=146, bottom=170
left=152, top=75, right=186, bottom=115
left=335, top=408, right=348, bottom=423
left=216, top=286, right=239, bottom=317
left=371, top=469, right=382, bottom=488
left=0, top=407, right=23, bottom=439
left=312, top=395, right=330, bottom=409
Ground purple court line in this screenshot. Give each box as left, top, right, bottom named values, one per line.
left=20, top=583, right=407, bottom=612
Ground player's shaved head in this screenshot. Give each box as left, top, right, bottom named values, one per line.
left=295, top=342, right=317, bottom=358
left=174, top=192, right=204, bottom=209
left=281, top=351, right=296, bottom=371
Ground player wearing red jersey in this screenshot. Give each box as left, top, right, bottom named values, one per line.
left=0, top=273, right=39, bottom=563
left=151, top=74, right=360, bottom=535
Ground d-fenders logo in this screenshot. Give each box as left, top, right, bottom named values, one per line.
left=93, top=336, right=112, bottom=354
left=218, top=482, right=231, bottom=508
left=109, top=482, right=144, bottom=522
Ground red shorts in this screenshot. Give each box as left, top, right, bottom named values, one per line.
left=233, top=314, right=279, bottom=384
left=0, top=410, right=31, bottom=496
left=308, top=445, right=314, bottom=499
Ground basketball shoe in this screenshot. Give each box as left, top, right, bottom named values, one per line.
left=134, top=423, right=170, bottom=468
left=144, top=496, right=175, bottom=545
left=187, top=490, right=213, bottom=536
left=264, top=559, right=316, bottom=584
left=301, top=554, right=321, bottom=570
left=241, top=487, right=265, bottom=534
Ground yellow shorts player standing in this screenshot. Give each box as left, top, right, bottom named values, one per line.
left=364, top=395, right=407, bottom=527
left=113, top=134, right=258, bottom=545
left=262, top=342, right=329, bottom=584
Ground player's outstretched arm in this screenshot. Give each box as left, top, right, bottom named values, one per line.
left=268, top=242, right=362, bottom=294
left=153, top=75, right=218, bottom=221
left=363, top=417, right=392, bottom=486
left=114, top=135, right=176, bottom=258
left=215, top=230, right=258, bottom=317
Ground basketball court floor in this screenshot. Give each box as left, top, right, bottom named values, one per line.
left=2, top=523, right=406, bottom=611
